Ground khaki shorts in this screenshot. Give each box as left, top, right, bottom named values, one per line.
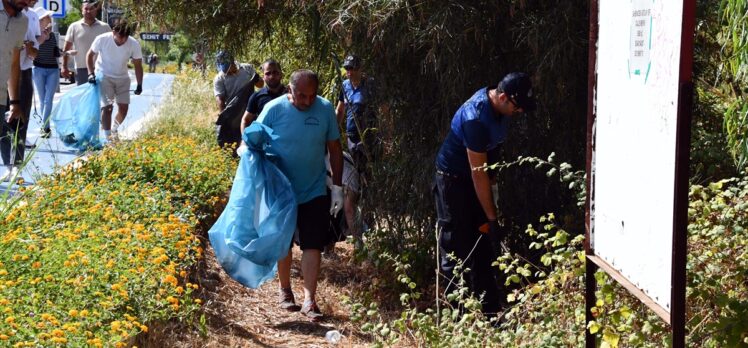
left=99, top=76, right=131, bottom=107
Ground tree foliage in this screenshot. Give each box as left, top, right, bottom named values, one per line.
left=125, top=1, right=591, bottom=280
left=127, top=0, right=744, bottom=320
left=718, top=0, right=748, bottom=168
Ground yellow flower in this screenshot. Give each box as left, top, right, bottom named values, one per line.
left=110, top=321, right=121, bottom=331
left=163, top=275, right=178, bottom=287
left=68, top=309, right=79, bottom=317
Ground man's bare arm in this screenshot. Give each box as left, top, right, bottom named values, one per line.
left=86, top=48, right=96, bottom=75
left=62, top=41, right=73, bottom=77
left=327, top=140, right=343, bottom=186
left=335, top=101, right=345, bottom=126
left=240, top=111, right=257, bottom=136
left=467, top=149, right=496, bottom=221
left=133, top=58, right=143, bottom=85
left=215, top=96, right=226, bottom=112
left=7, top=48, right=23, bottom=121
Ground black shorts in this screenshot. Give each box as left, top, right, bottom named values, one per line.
left=294, top=194, right=332, bottom=250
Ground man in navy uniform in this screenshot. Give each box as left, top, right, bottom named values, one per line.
left=434, top=72, right=535, bottom=315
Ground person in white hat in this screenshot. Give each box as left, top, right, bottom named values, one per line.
left=31, top=7, right=59, bottom=138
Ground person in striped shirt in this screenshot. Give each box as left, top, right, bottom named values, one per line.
left=32, top=7, right=59, bottom=138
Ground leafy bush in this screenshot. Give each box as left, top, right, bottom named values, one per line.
left=0, top=78, right=234, bottom=347
left=347, top=187, right=748, bottom=347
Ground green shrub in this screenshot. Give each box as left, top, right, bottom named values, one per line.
left=347, top=189, right=748, bottom=347
left=0, top=72, right=235, bottom=346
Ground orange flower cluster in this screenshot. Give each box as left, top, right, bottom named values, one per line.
left=0, top=134, right=234, bottom=346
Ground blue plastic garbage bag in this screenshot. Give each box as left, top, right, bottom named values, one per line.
left=50, top=82, right=102, bottom=151
left=208, top=122, right=298, bottom=288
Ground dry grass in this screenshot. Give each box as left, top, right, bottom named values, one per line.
left=134, top=237, right=378, bottom=348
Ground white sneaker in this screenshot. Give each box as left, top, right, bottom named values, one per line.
left=0, top=166, right=12, bottom=182
left=9, top=166, right=20, bottom=182
left=107, top=131, right=120, bottom=143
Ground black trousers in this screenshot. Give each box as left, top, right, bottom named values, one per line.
left=434, top=171, right=502, bottom=315
left=1, top=69, right=33, bottom=165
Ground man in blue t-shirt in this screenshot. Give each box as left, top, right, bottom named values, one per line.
left=434, top=72, right=535, bottom=315
left=256, top=69, right=344, bottom=322
left=335, top=55, right=378, bottom=174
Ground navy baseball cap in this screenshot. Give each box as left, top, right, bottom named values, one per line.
left=499, top=72, right=536, bottom=112
left=343, top=55, right=361, bottom=70
left=215, top=51, right=234, bottom=72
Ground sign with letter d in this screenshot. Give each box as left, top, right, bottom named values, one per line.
left=43, top=0, right=67, bottom=19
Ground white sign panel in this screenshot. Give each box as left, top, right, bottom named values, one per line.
left=592, top=0, right=684, bottom=312
left=44, top=0, right=67, bottom=18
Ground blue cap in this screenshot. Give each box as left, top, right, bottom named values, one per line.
left=343, top=55, right=361, bottom=70
left=499, top=72, right=536, bottom=112
left=215, top=51, right=234, bottom=73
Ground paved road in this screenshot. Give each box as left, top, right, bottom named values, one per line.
left=1, top=72, right=174, bottom=196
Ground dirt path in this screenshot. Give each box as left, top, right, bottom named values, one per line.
left=137, top=238, right=373, bottom=347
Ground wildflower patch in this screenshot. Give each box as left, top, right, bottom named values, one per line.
left=0, top=136, right=233, bottom=347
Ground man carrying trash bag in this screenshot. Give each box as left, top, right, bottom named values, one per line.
left=210, top=69, right=343, bottom=323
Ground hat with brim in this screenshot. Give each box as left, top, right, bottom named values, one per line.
left=499, top=72, right=536, bottom=113
left=34, top=7, right=54, bottom=19
left=343, top=55, right=361, bottom=70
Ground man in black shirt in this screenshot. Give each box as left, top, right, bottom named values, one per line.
left=240, top=59, right=286, bottom=133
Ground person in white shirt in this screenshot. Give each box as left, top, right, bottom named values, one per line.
left=86, top=19, right=143, bottom=141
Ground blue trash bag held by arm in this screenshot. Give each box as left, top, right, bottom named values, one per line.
left=50, top=82, right=102, bottom=151
left=208, top=122, right=297, bottom=288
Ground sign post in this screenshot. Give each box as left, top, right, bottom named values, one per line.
left=139, top=33, right=174, bottom=42
left=43, top=0, right=66, bottom=19
left=585, top=0, right=696, bottom=347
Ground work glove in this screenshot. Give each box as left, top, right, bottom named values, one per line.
left=134, top=84, right=143, bottom=95
left=236, top=143, right=248, bottom=156
left=330, top=185, right=344, bottom=217
left=87, top=73, right=96, bottom=85
left=486, top=219, right=505, bottom=252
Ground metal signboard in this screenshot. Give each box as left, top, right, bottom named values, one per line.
left=139, top=33, right=174, bottom=42
left=43, top=0, right=66, bottom=18
left=584, top=0, right=695, bottom=347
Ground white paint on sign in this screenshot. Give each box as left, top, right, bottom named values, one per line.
left=593, top=0, right=685, bottom=312
left=43, top=0, right=66, bottom=18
